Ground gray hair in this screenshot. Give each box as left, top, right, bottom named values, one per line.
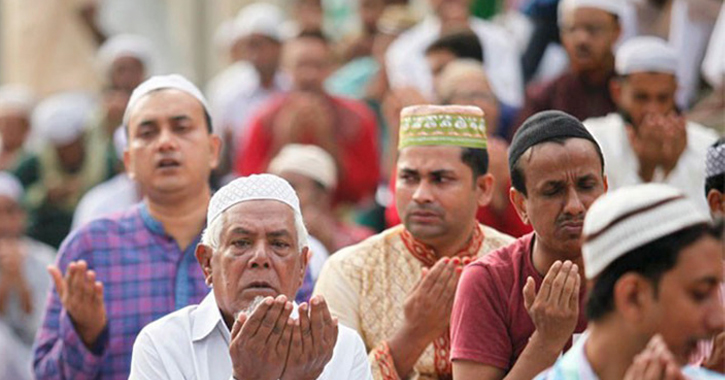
left=200, top=204, right=309, bottom=252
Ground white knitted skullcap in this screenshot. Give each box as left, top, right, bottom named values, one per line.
left=0, top=85, right=35, bottom=116
left=582, top=184, right=709, bottom=279
left=0, top=172, right=23, bottom=202
left=558, top=0, right=624, bottom=23
left=616, top=36, right=678, bottom=76
left=33, top=92, right=95, bottom=146
left=268, top=144, right=337, bottom=190
left=97, top=34, right=154, bottom=77
left=207, top=174, right=301, bottom=227
left=705, top=139, right=725, bottom=179
left=233, top=2, right=285, bottom=42
left=123, top=74, right=209, bottom=126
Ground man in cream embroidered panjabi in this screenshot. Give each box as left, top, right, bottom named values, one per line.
left=313, top=104, right=515, bottom=380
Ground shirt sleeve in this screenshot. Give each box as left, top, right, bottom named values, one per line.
left=32, top=231, right=108, bottom=380
left=450, top=262, right=512, bottom=370
left=128, top=329, right=172, bottom=380
left=368, top=341, right=403, bottom=380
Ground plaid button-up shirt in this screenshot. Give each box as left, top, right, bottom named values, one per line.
left=33, top=202, right=210, bottom=380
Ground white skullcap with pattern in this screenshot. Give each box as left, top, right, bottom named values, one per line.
left=0, top=172, right=23, bottom=202
left=616, top=36, right=678, bottom=76
left=123, top=74, right=209, bottom=126
left=207, top=173, right=301, bottom=226
left=705, top=139, right=725, bottom=179
left=582, top=183, right=709, bottom=279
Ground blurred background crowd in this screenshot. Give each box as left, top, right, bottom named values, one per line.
left=0, top=0, right=723, bottom=377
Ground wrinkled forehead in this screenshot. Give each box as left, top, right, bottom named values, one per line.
left=221, top=199, right=297, bottom=229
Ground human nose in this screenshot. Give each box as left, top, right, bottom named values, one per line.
left=411, top=180, right=434, bottom=204
left=705, top=297, right=725, bottom=334
left=563, top=188, right=585, bottom=216
left=246, top=242, right=271, bottom=269
left=156, top=127, right=178, bottom=151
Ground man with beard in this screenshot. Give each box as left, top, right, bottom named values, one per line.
left=130, top=174, right=372, bottom=379
left=235, top=32, right=380, bottom=205
left=313, top=104, right=515, bottom=379
left=584, top=36, right=718, bottom=213
left=515, top=0, right=622, bottom=136
left=450, top=110, right=608, bottom=380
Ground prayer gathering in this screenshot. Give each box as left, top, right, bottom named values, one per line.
left=0, top=0, right=723, bottom=378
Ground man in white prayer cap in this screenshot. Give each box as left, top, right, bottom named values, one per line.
left=0, top=85, right=35, bottom=172
left=584, top=36, right=719, bottom=214
left=515, top=0, right=622, bottom=133
left=33, top=74, right=222, bottom=379
left=536, top=183, right=724, bottom=380
left=130, top=173, right=372, bottom=379
left=11, top=92, right=106, bottom=248
left=97, top=34, right=154, bottom=93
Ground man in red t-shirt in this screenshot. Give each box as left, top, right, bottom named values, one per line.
left=450, top=110, right=609, bottom=380
left=234, top=32, right=380, bottom=205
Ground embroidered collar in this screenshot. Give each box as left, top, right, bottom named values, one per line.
left=400, top=225, right=484, bottom=267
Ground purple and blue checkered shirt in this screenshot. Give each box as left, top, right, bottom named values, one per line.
left=33, top=202, right=210, bottom=380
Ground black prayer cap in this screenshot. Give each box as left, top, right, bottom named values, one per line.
left=508, top=110, right=603, bottom=173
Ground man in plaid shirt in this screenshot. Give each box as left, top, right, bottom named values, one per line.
left=32, top=74, right=222, bottom=379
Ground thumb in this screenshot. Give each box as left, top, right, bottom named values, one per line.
left=523, top=277, right=535, bottom=310
left=47, top=265, right=65, bottom=297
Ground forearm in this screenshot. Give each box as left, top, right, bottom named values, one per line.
left=34, top=309, right=107, bottom=379
left=384, top=324, right=431, bottom=379
left=503, top=332, right=564, bottom=380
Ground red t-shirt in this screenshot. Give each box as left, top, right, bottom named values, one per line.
left=450, top=233, right=588, bottom=371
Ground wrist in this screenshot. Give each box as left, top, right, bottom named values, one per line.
left=528, top=330, right=567, bottom=359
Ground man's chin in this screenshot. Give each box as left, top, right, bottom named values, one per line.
left=405, top=222, right=447, bottom=241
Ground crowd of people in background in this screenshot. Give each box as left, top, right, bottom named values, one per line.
left=0, top=0, right=723, bottom=379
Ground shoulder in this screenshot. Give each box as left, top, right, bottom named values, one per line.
left=480, top=224, right=516, bottom=252
left=475, top=233, right=532, bottom=272
left=137, top=304, right=197, bottom=345
left=328, top=227, right=402, bottom=265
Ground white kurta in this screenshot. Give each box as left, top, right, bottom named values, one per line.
left=385, top=16, right=524, bottom=107
left=584, top=113, right=718, bottom=214
left=129, top=292, right=373, bottom=380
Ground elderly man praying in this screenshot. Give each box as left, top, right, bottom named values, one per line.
left=129, top=174, right=372, bottom=380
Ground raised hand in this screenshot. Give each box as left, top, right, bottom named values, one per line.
left=47, top=260, right=107, bottom=348
left=624, top=335, right=687, bottom=380
left=230, top=295, right=294, bottom=380
left=703, top=332, right=725, bottom=374
left=281, top=295, right=338, bottom=380
left=523, top=260, right=580, bottom=350
left=403, top=257, right=463, bottom=343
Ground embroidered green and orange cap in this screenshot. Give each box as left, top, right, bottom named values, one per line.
left=398, top=104, right=487, bottom=150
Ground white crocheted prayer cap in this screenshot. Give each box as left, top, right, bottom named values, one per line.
left=33, top=92, right=95, bottom=146
left=705, top=140, right=725, bottom=179
left=582, top=184, right=709, bottom=279
left=97, top=34, right=154, bottom=77
left=123, top=74, right=209, bottom=126
left=268, top=144, right=337, bottom=189
left=0, top=85, right=35, bottom=116
left=233, top=2, right=285, bottom=42
left=207, top=173, right=302, bottom=226
left=558, top=0, right=625, bottom=22
left=0, top=172, right=23, bottom=202
left=616, top=36, right=678, bottom=76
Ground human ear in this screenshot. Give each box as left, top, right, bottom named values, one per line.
left=707, top=190, right=724, bottom=216
left=510, top=188, right=529, bottom=224
left=195, top=244, right=214, bottom=287
left=476, top=173, right=495, bottom=207
left=614, top=273, right=654, bottom=326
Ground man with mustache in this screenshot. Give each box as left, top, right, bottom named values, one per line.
left=584, top=36, right=718, bottom=214
left=130, top=174, right=372, bottom=379
left=313, top=104, right=515, bottom=379
left=537, top=183, right=724, bottom=380
left=33, top=74, right=222, bottom=379
left=515, top=0, right=622, bottom=136
left=450, top=110, right=607, bottom=380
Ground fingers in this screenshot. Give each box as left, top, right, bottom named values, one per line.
left=569, top=269, right=581, bottom=311
left=231, top=312, right=248, bottom=340
left=419, top=259, right=448, bottom=294
left=523, top=276, right=536, bottom=311
left=539, top=261, right=562, bottom=302
left=428, top=258, right=458, bottom=302
left=48, top=265, right=65, bottom=297
left=558, top=263, right=579, bottom=308
left=309, top=295, right=326, bottom=349
left=264, top=296, right=293, bottom=345
left=549, top=261, right=573, bottom=304
left=239, top=296, right=275, bottom=338
left=276, top=317, right=294, bottom=355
